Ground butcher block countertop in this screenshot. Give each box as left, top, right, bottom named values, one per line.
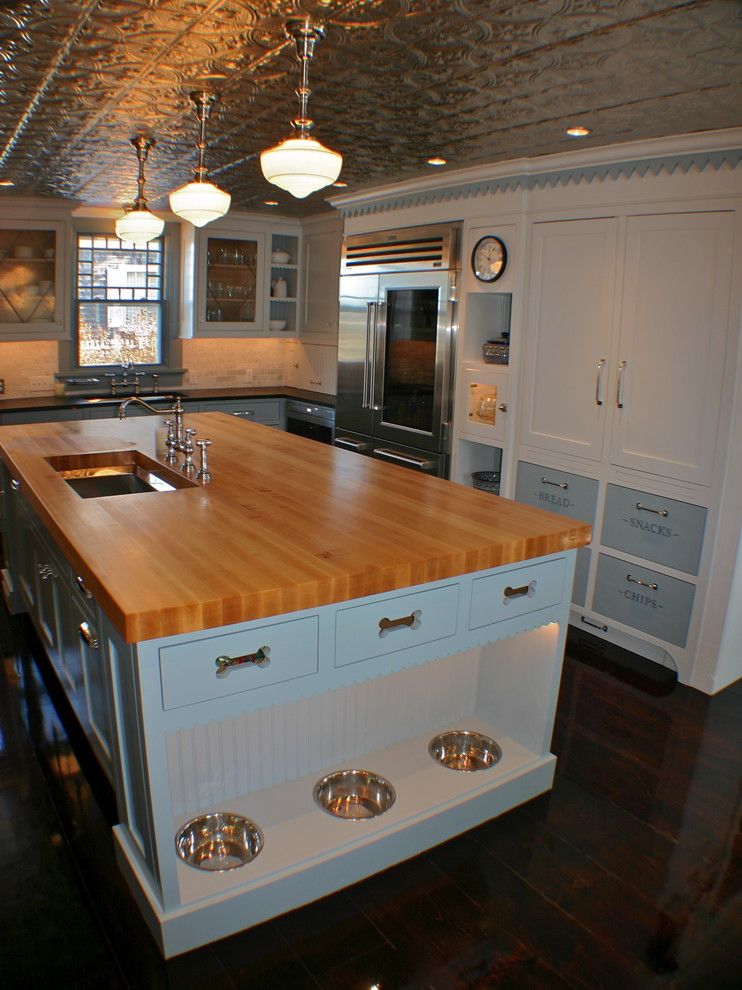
left=0, top=414, right=592, bottom=643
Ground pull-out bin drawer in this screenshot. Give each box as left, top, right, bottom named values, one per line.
left=601, top=485, right=706, bottom=575
left=593, top=554, right=695, bottom=648
left=515, top=461, right=599, bottom=526
left=335, top=583, right=460, bottom=668
left=159, top=615, right=319, bottom=709
left=469, top=557, right=566, bottom=630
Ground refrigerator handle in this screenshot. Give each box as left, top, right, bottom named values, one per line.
left=363, top=302, right=375, bottom=409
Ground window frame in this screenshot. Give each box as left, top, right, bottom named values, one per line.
left=61, top=217, right=181, bottom=375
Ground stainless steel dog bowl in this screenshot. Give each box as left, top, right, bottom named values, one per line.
left=175, top=812, right=263, bottom=871
left=313, top=769, right=396, bottom=821
left=428, top=730, right=502, bottom=772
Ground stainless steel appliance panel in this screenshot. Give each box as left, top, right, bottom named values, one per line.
left=371, top=441, right=446, bottom=477
left=373, top=270, right=454, bottom=454
left=336, top=273, right=379, bottom=437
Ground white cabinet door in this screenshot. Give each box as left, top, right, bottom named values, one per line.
left=302, top=228, right=341, bottom=339
left=520, top=218, right=617, bottom=460
left=609, top=212, right=733, bottom=484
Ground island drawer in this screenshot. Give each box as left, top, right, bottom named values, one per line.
left=600, top=485, right=706, bottom=575
left=469, top=557, right=566, bottom=630
left=592, top=553, right=695, bottom=648
left=334, top=583, right=460, bottom=668
left=159, top=615, right=319, bottom=710
left=515, top=461, right=599, bottom=525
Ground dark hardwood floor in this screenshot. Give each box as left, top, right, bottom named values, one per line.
left=0, top=602, right=740, bottom=989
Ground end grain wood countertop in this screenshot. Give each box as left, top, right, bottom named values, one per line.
left=0, top=413, right=592, bottom=643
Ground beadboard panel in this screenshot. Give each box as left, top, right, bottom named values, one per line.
left=166, top=648, right=480, bottom=817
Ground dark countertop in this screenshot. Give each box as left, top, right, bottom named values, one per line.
left=0, top=385, right=335, bottom=414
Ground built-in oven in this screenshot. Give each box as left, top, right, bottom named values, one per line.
left=285, top=400, right=335, bottom=445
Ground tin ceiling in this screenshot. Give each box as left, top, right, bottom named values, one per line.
left=1, top=1, right=741, bottom=217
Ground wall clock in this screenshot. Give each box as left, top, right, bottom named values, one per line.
left=471, top=235, right=507, bottom=283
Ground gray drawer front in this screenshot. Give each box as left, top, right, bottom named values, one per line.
left=201, top=399, right=282, bottom=423
left=572, top=548, right=590, bottom=607
left=593, top=554, right=695, bottom=648
left=515, top=461, right=598, bottom=525
left=601, top=485, right=706, bottom=575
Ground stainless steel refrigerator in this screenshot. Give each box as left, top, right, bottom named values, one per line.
left=334, top=223, right=460, bottom=476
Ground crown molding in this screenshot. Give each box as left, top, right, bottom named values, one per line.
left=329, top=128, right=742, bottom=218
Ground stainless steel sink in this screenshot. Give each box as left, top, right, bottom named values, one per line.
left=46, top=450, right=196, bottom=498
left=72, top=392, right=184, bottom=407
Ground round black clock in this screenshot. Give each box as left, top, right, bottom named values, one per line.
left=471, top=235, right=507, bottom=283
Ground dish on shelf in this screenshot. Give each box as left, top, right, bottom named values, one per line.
left=269, top=319, right=287, bottom=331
left=271, top=250, right=291, bottom=264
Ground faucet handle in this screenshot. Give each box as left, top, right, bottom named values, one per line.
left=182, top=428, right=198, bottom=474
left=163, top=419, right=178, bottom=463
left=196, top=439, right=213, bottom=484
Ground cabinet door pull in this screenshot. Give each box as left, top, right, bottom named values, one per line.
left=581, top=615, right=608, bottom=632
left=231, top=410, right=255, bottom=418
left=616, top=360, right=627, bottom=408
left=504, top=583, right=533, bottom=600
left=378, top=609, right=421, bottom=637
left=76, top=575, right=94, bottom=599
left=38, top=563, right=54, bottom=580
left=626, top=574, right=658, bottom=591
left=540, top=476, right=568, bottom=490
left=635, top=502, right=668, bottom=518
left=79, top=621, right=99, bottom=650
left=10, top=479, right=20, bottom=492
left=215, top=646, right=271, bottom=678
left=595, top=358, right=606, bottom=406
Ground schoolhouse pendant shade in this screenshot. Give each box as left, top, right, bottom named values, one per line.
left=169, top=180, right=231, bottom=226
left=116, top=136, right=164, bottom=244
left=261, top=19, right=343, bottom=200
left=260, top=136, right=342, bottom=199
left=115, top=207, right=164, bottom=244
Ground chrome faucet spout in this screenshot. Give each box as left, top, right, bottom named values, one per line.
left=117, top=395, right=179, bottom=420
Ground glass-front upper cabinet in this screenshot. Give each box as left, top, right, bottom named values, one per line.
left=0, top=222, right=64, bottom=338
left=199, top=231, right=265, bottom=334
left=182, top=216, right=302, bottom=338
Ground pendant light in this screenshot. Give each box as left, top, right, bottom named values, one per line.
left=115, top=136, right=165, bottom=244
left=260, top=18, right=342, bottom=199
left=169, top=91, right=231, bottom=226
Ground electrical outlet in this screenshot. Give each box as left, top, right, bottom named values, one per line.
left=0, top=379, right=4, bottom=394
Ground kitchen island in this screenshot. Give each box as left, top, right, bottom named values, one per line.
left=0, top=412, right=591, bottom=956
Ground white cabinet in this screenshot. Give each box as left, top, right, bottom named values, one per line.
left=521, top=211, right=732, bottom=486
left=520, top=218, right=617, bottom=462
left=301, top=225, right=341, bottom=340
left=608, top=212, right=732, bottom=484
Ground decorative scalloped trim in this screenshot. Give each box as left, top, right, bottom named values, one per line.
left=335, top=148, right=742, bottom=218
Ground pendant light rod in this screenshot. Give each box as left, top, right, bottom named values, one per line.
left=131, top=135, right=154, bottom=211
left=190, top=90, right=217, bottom=182
left=286, top=18, right=325, bottom=136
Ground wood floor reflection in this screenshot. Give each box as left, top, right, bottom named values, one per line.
left=1, top=604, right=740, bottom=989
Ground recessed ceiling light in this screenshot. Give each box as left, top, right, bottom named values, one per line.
left=427, top=156, right=447, bottom=166
left=332, top=180, right=348, bottom=188
left=264, top=199, right=279, bottom=206
left=565, top=125, right=592, bottom=138
left=0, top=179, right=14, bottom=186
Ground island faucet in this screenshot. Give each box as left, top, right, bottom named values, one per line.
left=117, top=395, right=185, bottom=448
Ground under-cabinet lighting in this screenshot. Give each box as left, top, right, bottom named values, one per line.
left=264, top=199, right=279, bottom=206
left=566, top=125, right=592, bottom=137
left=427, top=156, right=447, bottom=166
left=332, top=180, right=348, bottom=187
left=0, top=179, right=14, bottom=186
